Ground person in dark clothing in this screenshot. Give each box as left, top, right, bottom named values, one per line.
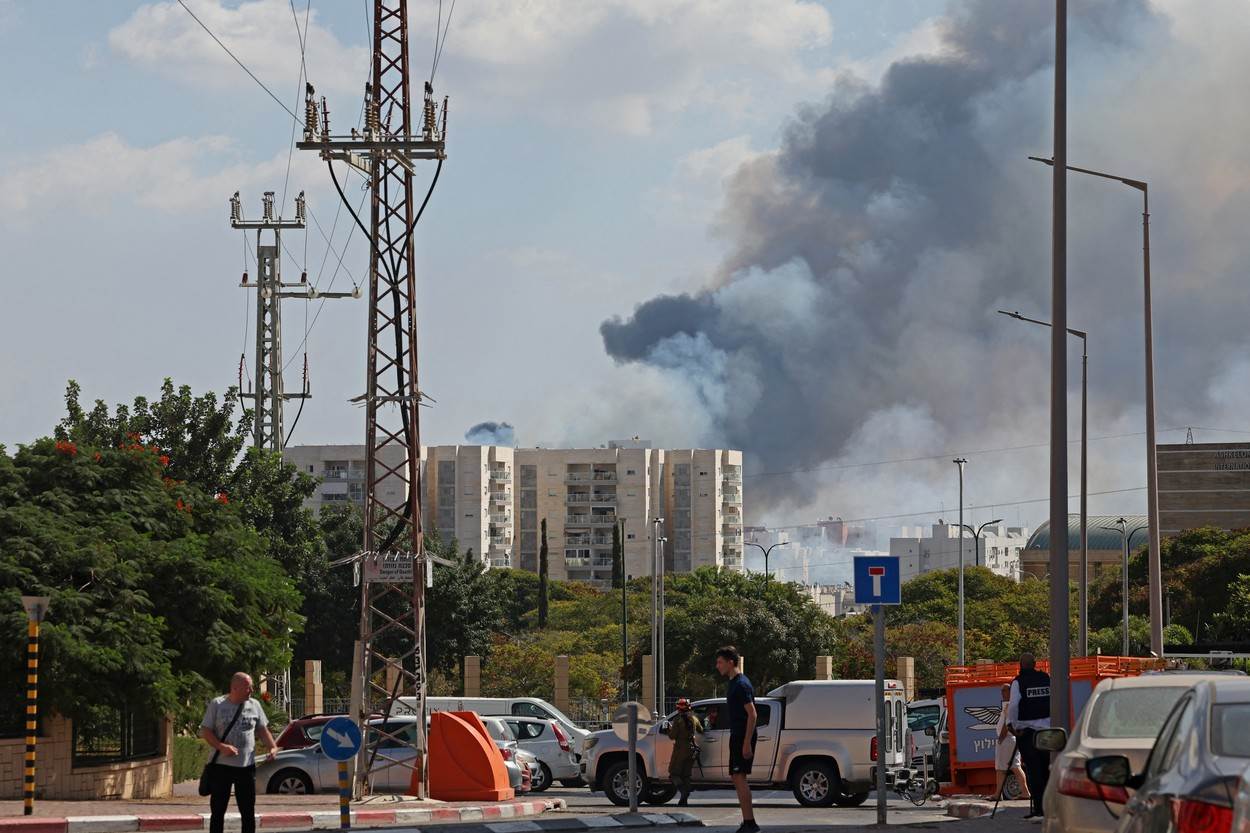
left=1007, top=653, right=1052, bottom=819
left=664, top=698, right=703, bottom=805
left=716, top=646, right=758, bottom=833
left=201, top=673, right=279, bottom=833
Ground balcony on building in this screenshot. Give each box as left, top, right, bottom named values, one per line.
left=722, top=485, right=742, bottom=502
left=566, top=514, right=591, bottom=526
left=322, top=463, right=350, bottom=480
left=567, top=492, right=591, bottom=504
left=489, top=512, right=512, bottom=525
left=590, top=492, right=616, bottom=504
left=723, top=465, right=742, bottom=482
left=566, top=534, right=592, bottom=546
left=489, top=490, right=511, bottom=504
left=565, top=552, right=591, bottom=567
left=489, top=551, right=512, bottom=568
left=589, top=512, right=618, bottom=526
left=488, top=468, right=511, bottom=482
left=489, top=534, right=509, bottom=545
left=592, top=468, right=617, bottom=482
left=723, top=531, right=743, bottom=543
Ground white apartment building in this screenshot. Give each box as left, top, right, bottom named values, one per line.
left=804, top=583, right=869, bottom=618
left=285, top=442, right=745, bottom=584
left=282, top=444, right=408, bottom=513
left=888, top=521, right=1028, bottom=582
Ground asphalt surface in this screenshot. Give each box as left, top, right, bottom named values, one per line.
left=544, top=786, right=1037, bottom=829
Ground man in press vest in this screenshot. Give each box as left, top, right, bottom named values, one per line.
left=1006, top=653, right=1052, bottom=819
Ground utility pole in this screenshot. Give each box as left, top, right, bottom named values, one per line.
left=230, top=190, right=355, bottom=718
left=299, top=0, right=447, bottom=799
left=953, top=458, right=967, bottom=664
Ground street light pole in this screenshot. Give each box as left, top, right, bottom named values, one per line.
left=745, top=541, right=791, bottom=580
left=1048, top=0, right=1072, bottom=732
left=960, top=518, right=1005, bottom=573
left=620, top=518, right=629, bottom=701
left=953, top=458, right=967, bottom=664
left=1028, top=157, right=1159, bottom=656
left=658, top=534, right=667, bottom=714
left=1105, top=519, right=1149, bottom=656
left=651, top=517, right=664, bottom=715
left=998, top=309, right=1089, bottom=655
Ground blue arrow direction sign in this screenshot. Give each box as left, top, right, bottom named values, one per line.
left=853, top=556, right=902, bottom=606
left=320, top=716, right=363, bottom=761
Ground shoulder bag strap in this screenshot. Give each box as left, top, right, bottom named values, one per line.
left=209, top=702, right=247, bottom=765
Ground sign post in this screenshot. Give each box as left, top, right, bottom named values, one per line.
left=320, top=717, right=363, bottom=829
left=20, top=596, right=50, bottom=817
left=612, top=702, right=651, bottom=813
left=854, top=557, right=901, bottom=826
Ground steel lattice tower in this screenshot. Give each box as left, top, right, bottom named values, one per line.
left=300, top=0, right=446, bottom=798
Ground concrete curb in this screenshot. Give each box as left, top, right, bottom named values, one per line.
left=1, top=800, right=564, bottom=833
left=465, top=812, right=703, bottom=833
left=945, top=799, right=995, bottom=819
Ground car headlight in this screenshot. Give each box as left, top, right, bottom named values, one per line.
left=584, top=737, right=598, bottom=749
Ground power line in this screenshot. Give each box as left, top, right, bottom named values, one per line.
left=176, top=0, right=303, bottom=126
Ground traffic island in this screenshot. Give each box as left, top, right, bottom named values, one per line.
left=0, top=799, right=563, bottom=833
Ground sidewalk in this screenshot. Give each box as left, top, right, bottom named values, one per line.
left=0, top=796, right=563, bottom=833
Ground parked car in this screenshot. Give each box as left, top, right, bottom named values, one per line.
left=583, top=679, right=909, bottom=808
left=907, top=698, right=944, bottom=763
left=1042, top=672, right=1230, bottom=833
left=274, top=712, right=383, bottom=751
left=1232, top=762, right=1250, bottom=833
left=256, top=715, right=422, bottom=794
left=482, top=716, right=533, bottom=795
left=1082, top=677, right=1250, bottom=832
left=504, top=716, right=580, bottom=792
left=395, top=696, right=590, bottom=757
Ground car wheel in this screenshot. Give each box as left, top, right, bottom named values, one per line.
left=530, top=762, right=553, bottom=793
left=644, top=783, right=677, bottom=805
left=1003, top=772, right=1023, bottom=801
left=833, top=791, right=869, bottom=807
left=603, top=760, right=644, bottom=807
left=791, top=760, right=839, bottom=808
left=559, top=777, right=586, bottom=788
left=268, top=768, right=314, bottom=795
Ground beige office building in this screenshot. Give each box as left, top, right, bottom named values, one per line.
left=282, top=444, right=408, bottom=513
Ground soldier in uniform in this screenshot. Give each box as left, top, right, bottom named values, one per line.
left=665, top=697, right=703, bottom=806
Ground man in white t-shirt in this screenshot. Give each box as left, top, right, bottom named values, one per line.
left=201, top=673, right=279, bottom=833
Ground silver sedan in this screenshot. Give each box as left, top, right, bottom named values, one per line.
left=505, top=716, right=581, bottom=792
left=256, top=716, right=422, bottom=794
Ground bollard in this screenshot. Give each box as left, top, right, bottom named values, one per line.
left=627, top=703, right=639, bottom=813
left=20, top=596, right=50, bottom=817
left=338, top=761, right=351, bottom=829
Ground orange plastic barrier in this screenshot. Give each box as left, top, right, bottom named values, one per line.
left=941, top=656, right=1163, bottom=796
left=426, top=710, right=515, bottom=801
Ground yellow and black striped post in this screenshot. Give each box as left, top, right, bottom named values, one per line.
left=337, top=761, right=351, bottom=829
left=23, top=618, right=40, bottom=815
left=19, top=595, right=49, bottom=817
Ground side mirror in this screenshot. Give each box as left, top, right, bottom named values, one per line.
left=924, top=726, right=936, bottom=738
left=1086, top=755, right=1133, bottom=788
left=1035, top=728, right=1068, bottom=753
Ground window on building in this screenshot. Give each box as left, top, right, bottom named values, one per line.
left=699, top=471, right=708, bottom=476
left=548, top=489, right=557, bottom=496
left=464, top=489, right=472, bottom=495
left=626, top=469, right=636, bottom=475
left=627, top=533, right=636, bottom=540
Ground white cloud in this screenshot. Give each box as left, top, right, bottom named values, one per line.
left=0, top=132, right=323, bottom=218
left=109, top=0, right=367, bottom=96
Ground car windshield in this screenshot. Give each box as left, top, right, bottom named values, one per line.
left=1087, top=687, right=1188, bottom=739
left=908, top=705, right=940, bottom=731
left=1212, top=704, right=1250, bottom=757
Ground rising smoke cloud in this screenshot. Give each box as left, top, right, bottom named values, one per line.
left=601, top=0, right=1250, bottom=525
left=465, top=421, right=516, bottom=446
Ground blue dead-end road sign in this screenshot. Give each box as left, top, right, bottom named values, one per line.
left=854, top=556, right=902, bottom=605
left=320, top=716, right=363, bottom=762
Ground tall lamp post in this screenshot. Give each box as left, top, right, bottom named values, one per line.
left=999, top=309, right=1089, bottom=656
left=619, top=518, right=629, bottom=701
left=953, top=458, right=968, bottom=664
left=1104, top=518, right=1149, bottom=656
left=746, top=540, right=791, bottom=579
left=959, top=518, right=1004, bottom=572
left=1029, top=155, right=1161, bottom=657
left=651, top=517, right=665, bottom=715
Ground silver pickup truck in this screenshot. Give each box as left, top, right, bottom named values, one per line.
left=582, top=679, right=909, bottom=807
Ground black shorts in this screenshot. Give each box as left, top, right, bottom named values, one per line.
left=729, top=732, right=757, bottom=775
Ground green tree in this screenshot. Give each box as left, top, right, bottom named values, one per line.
left=538, top=519, right=549, bottom=628
left=426, top=536, right=502, bottom=676
left=294, top=504, right=362, bottom=675
left=1211, top=574, right=1250, bottom=642
left=0, top=438, right=302, bottom=730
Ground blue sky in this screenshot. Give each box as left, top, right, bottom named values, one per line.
left=4, top=1, right=1250, bottom=535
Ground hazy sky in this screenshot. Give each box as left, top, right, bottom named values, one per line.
left=3, top=1, right=1249, bottom=537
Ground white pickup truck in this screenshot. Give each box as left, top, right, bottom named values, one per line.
left=582, top=679, right=909, bottom=807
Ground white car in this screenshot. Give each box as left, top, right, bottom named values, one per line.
left=505, top=716, right=581, bottom=792
left=1233, top=761, right=1250, bottom=833
left=396, top=696, right=590, bottom=760
left=1042, top=672, right=1233, bottom=833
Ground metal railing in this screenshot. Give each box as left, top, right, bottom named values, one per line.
left=489, top=491, right=511, bottom=503
left=489, top=513, right=512, bottom=524
left=488, top=470, right=511, bottom=481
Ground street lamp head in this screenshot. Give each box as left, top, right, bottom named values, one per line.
left=1028, top=155, right=1055, bottom=167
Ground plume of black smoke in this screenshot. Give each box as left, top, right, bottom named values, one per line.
left=600, top=0, right=1182, bottom=517
left=465, top=421, right=516, bottom=446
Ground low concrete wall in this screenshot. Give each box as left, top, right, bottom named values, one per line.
left=0, top=713, right=172, bottom=800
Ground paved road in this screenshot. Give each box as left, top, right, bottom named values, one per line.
left=542, top=786, right=1035, bottom=828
